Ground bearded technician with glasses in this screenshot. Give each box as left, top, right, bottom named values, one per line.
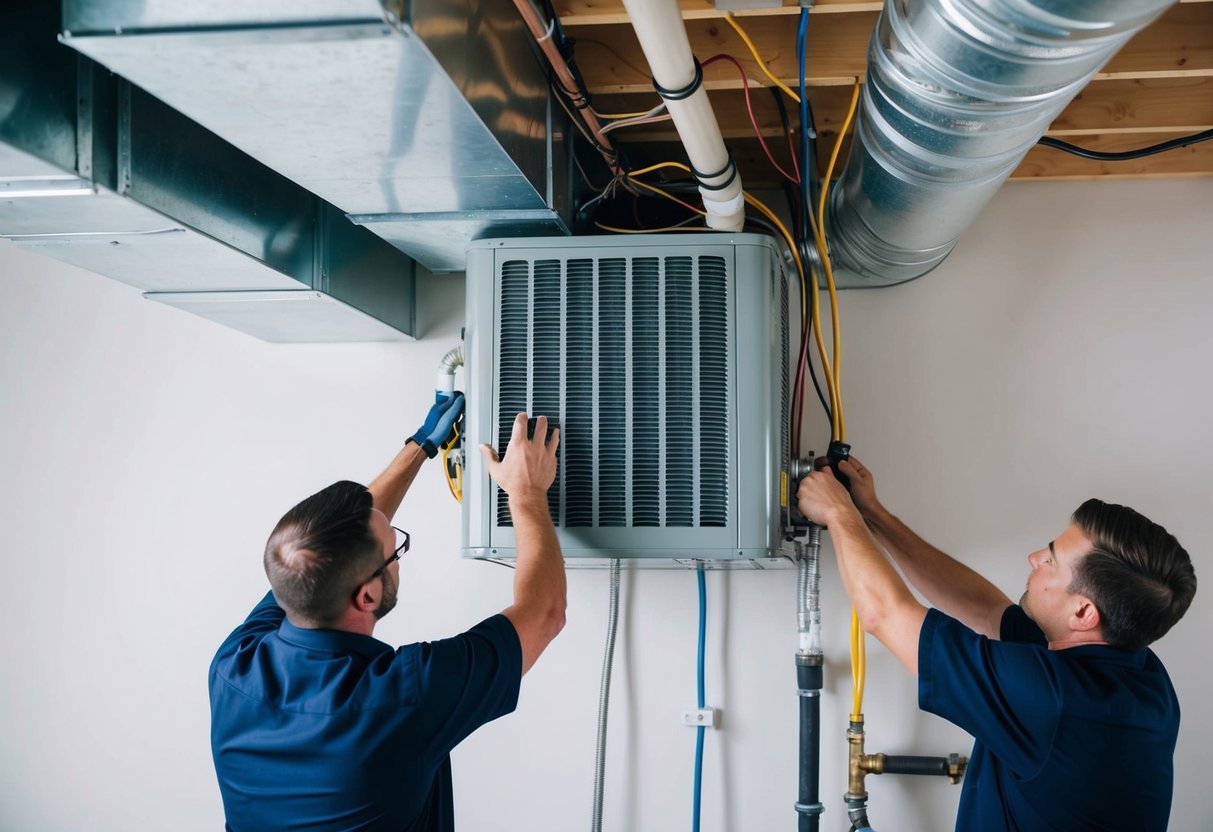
left=209, top=398, right=566, bottom=832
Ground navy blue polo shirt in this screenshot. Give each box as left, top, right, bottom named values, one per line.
left=210, top=592, right=522, bottom=832
left=919, top=605, right=1178, bottom=832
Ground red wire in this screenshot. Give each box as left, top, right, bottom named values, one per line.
left=702, top=54, right=799, bottom=185
left=702, top=52, right=810, bottom=452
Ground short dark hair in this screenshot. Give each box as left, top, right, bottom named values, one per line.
left=1069, top=499, right=1196, bottom=651
left=263, top=481, right=382, bottom=627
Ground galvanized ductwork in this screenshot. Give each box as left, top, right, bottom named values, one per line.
left=59, top=0, right=571, bottom=274
left=828, top=0, right=1178, bottom=286
left=1, top=4, right=418, bottom=342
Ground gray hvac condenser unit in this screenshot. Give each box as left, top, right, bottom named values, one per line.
left=462, top=234, right=792, bottom=566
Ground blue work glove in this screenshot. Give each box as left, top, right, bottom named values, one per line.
left=408, top=391, right=465, bottom=458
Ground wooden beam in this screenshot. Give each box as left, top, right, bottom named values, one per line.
left=565, top=11, right=874, bottom=92
left=590, top=75, right=1212, bottom=148
left=1049, top=77, right=1213, bottom=135
left=565, top=2, right=1212, bottom=94
left=1099, top=3, right=1213, bottom=79
left=556, top=1, right=880, bottom=27
left=566, top=2, right=1212, bottom=183
left=555, top=0, right=1211, bottom=26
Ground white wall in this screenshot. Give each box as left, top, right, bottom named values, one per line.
left=1, top=179, right=1210, bottom=832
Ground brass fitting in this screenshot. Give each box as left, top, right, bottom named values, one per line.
left=859, top=753, right=886, bottom=775
left=846, top=718, right=868, bottom=800
left=944, top=753, right=967, bottom=784
left=846, top=716, right=969, bottom=801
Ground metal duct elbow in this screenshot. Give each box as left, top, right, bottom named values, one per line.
left=828, top=0, right=1178, bottom=286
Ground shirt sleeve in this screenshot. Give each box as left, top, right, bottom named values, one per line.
left=408, top=613, right=524, bottom=760
left=919, top=608, right=1060, bottom=779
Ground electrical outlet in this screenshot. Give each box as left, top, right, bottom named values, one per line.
left=681, top=708, right=717, bottom=728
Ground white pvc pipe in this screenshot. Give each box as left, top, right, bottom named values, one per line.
left=620, top=0, right=745, bottom=232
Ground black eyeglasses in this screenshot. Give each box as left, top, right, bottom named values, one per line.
left=367, top=526, right=410, bottom=581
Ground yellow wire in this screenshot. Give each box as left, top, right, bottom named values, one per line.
left=440, top=423, right=462, bottom=502
left=813, top=79, right=860, bottom=442
left=628, top=160, right=692, bottom=177
left=594, top=221, right=713, bottom=234
left=850, top=609, right=866, bottom=721
left=744, top=191, right=806, bottom=334
left=793, top=80, right=862, bottom=723
left=741, top=191, right=805, bottom=299
left=723, top=13, right=800, bottom=104
left=744, top=191, right=838, bottom=451
left=587, top=163, right=709, bottom=234
left=441, top=451, right=460, bottom=501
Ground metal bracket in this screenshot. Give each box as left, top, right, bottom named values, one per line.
left=681, top=708, right=717, bottom=728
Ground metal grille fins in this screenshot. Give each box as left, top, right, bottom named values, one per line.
left=495, top=254, right=731, bottom=529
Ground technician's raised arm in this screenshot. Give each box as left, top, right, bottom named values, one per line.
left=368, top=392, right=466, bottom=518
left=839, top=457, right=1012, bottom=639
left=481, top=413, right=567, bottom=674
left=797, top=467, right=926, bottom=674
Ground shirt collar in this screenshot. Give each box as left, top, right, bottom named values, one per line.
left=277, top=618, right=393, bottom=661
left=1064, top=643, right=1149, bottom=668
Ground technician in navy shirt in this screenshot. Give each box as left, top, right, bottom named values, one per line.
left=797, top=457, right=1196, bottom=832
left=211, top=409, right=567, bottom=832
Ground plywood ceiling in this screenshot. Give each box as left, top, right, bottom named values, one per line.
left=555, top=0, right=1213, bottom=186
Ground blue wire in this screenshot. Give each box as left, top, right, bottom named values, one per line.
left=798, top=9, right=811, bottom=218
left=697, top=568, right=706, bottom=708
left=692, top=567, right=706, bottom=832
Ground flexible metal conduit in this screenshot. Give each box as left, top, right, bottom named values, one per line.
left=620, top=0, right=745, bottom=231
left=591, top=559, right=622, bottom=832
left=828, top=0, right=1178, bottom=285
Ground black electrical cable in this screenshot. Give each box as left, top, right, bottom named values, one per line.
left=551, top=83, right=620, bottom=164
left=1037, top=129, right=1213, bottom=161
left=800, top=241, right=833, bottom=427
left=771, top=87, right=794, bottom=167
left=540, top=0, right=594, bottom=110
left=782, top=179, right=804, bottom=253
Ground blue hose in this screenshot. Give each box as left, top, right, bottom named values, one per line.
left=692, top=567, right=706, bottom=832
left=798, top=7, right=810, bottom=212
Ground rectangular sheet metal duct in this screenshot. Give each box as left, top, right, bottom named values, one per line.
left=1, top=5, right=415, bottom=342
left=60, top=0, right=572, bottom=273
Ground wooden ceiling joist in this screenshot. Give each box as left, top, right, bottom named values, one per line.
left=558, top=0, right=1213, bottom=182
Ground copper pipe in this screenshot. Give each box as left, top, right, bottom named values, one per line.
left=510, top=0, right=624, bottom=177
